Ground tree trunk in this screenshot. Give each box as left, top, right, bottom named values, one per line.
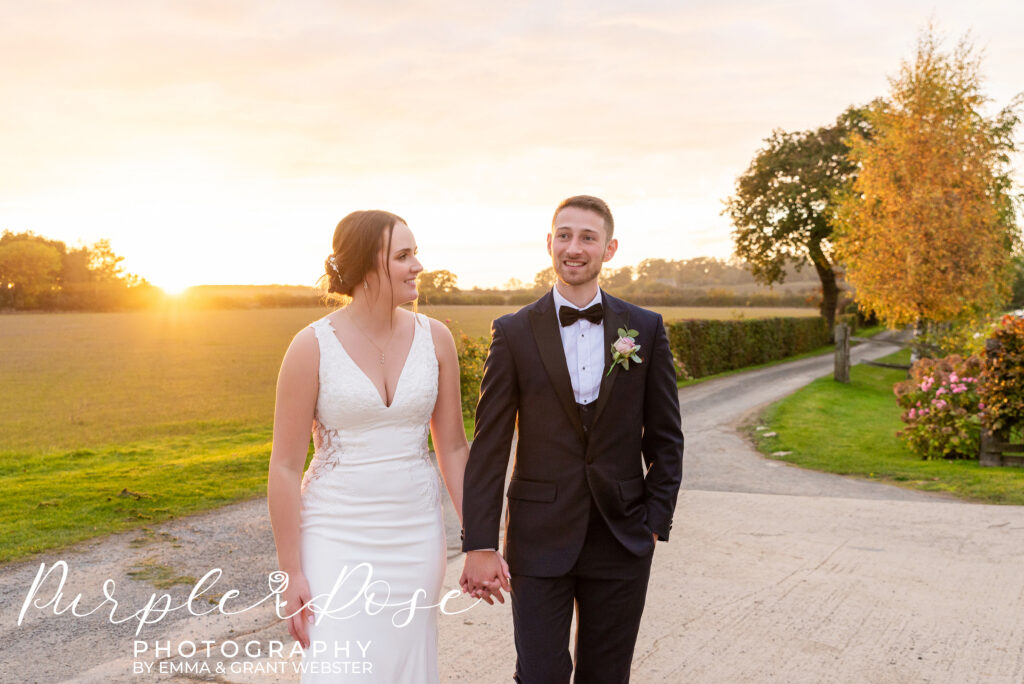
left=910, top=318, right=924, bottom=363
left=808, top=241, right=839, bottom=333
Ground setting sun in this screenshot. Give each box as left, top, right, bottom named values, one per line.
left=158, top=282, right=192, bottom=297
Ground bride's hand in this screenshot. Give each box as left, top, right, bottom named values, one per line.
left=281, top=571, right=314, bottom=649
left=461, top=550, right=512, bottom=604
left=498, top=554, right=511, bottom=585
left=476, top=554, right=512, bottom=602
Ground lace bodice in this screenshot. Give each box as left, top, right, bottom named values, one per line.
left=301, top=312, right=439, bottom=485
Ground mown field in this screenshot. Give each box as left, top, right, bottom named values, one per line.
left=0, top=304, right=817, bottom=453
left=0, top=303, right=817, bottom=561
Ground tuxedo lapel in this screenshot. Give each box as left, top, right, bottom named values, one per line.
left=590, top=292, right=628, bottom=427
left=528, top=293, right=586, bottom=444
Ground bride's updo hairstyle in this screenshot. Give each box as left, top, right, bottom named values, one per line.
left=323, top=210, right=406, bottom=298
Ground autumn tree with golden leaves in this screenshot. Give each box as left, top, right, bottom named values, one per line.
left=834, top=29, right=1021, bottom=331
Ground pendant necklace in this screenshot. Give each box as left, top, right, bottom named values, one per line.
left=347, top=309, right=396, bottom=365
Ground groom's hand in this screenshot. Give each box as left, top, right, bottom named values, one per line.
left=460, top=550, right=511, bottom=605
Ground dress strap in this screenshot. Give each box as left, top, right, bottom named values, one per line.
left=308, top=317, right=339, bottom=360
left=308, top=316, right=327, bottom=340
left=415, top=313, right=437, bottom=355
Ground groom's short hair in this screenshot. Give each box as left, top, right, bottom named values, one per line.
left=552, top=195, right=614, bottom=240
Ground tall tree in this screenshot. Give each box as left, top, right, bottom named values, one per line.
left=85, top=239, right=127, bottom=282
left=725, top=106, right=871, bottom=330
left=533, top=266, right=556, bottom=291
left=418, top=269, right=458, bottom=293
left=834, top=28, right=1021, bottom=329
left=61, top=247, right=93, bottom=285
left=0, top=240, right=62, bottom=308
left=634, top=258, right=681, bottom=286
left=0, top=230, right=148, bottom=309
left=416, top=269, right=458, bottom=304
left=601, top=265, right=633, bottom=290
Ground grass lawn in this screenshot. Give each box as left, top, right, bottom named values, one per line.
left=751, top=349, right=1024, bottom=504
left=0, top=424, right=284, bottom=562
left=1, top=416, right=471, bottom=565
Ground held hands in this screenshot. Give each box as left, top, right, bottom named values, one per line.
left=459, top=550, right=511, bottom=604
left=280, top=571, right=314, bottom=649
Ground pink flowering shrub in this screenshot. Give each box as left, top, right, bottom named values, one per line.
left=893, top=354, right=984, bottom=460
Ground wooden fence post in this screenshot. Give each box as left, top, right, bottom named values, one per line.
left=834, top=322, right=850, bottom=383
left=980, top=428, right=997, bottom=467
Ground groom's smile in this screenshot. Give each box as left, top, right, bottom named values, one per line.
left=547, top=205, right=618, bottom=291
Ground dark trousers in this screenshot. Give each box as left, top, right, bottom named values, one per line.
left=511, top=499, right=653, bottom=683
left=512, top=403, right=654, bottom=684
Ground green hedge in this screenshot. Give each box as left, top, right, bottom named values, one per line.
left=453, top=330, right=489, bottom=419
left=451, top=316, right=831, bottom=409
left=666, top=317, right=831, bottom=379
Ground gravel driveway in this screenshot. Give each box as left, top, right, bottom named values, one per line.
left=4, top=333, right=1023, bottom=683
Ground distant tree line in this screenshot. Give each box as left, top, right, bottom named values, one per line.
left=145, top=259, right=831, bottom=311
left=0, top=230, right=161, bottom=311
left=417, top=257, right=827, bottom=308
left=7, top=225, right=1021, bottom=315
left=0, top=233, right=832, bottom=312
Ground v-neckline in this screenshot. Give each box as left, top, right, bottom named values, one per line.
left=324, top=314, right=417, bottom=409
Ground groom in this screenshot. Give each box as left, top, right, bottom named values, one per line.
left=460, top=195, right=684, bottom=682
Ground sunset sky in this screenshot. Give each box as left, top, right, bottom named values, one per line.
left=2, top=1, right=1022, bottom=292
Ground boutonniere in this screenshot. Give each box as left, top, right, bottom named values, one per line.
left=608, top=328, right=642, bottom=375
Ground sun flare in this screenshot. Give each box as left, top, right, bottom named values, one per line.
left=159, top=282, right=192, bottom=297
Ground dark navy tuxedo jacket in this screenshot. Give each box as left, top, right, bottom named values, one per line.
left=462, top=289, right=684, bottom=577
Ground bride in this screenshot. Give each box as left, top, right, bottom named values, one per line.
left=267, top=210, right=503, bottom=681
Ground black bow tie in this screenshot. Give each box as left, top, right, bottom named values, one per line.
left=559, top=303, right=604, bottom=327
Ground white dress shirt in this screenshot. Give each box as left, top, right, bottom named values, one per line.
left=552, top=286, right=605, bottom=405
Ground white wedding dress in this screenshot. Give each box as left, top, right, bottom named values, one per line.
left=299, top=313, right=445, bottom=682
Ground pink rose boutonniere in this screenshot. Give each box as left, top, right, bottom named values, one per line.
left=608, top=328, right=641, bottom=375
